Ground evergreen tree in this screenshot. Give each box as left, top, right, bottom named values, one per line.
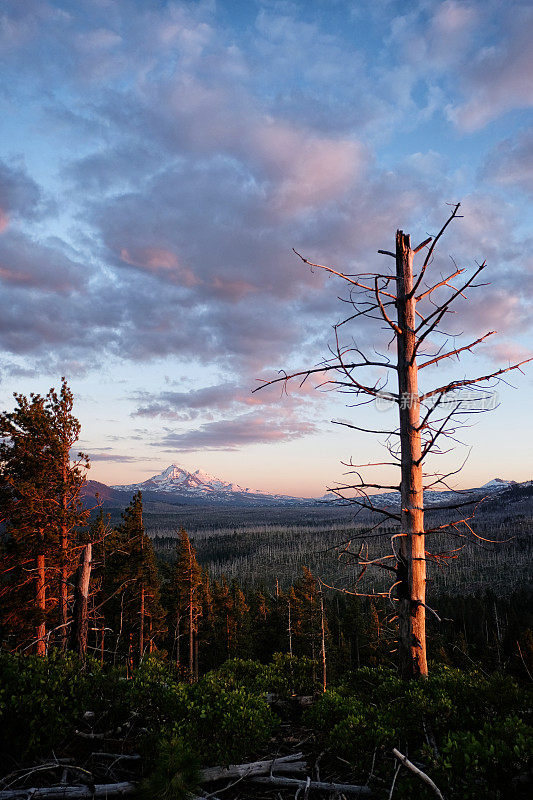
left=0, top=380, right=89, bottom=654
left=290, top=567, right=322, bottom=659
left=229, top=579, right=250, bottom=657
left=211, top=577, right=233, bottom=660
left=100, top=492, right=164, bottom=667
left=171, top=529, right=203, bottom=679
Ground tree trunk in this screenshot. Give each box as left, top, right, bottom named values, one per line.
left=100, top=622, right=105, bottom=666
left=319, top=589, right=327, bottom=692
left=35, top=552, right=46, bottom=656
left=139, top=583, right=144, bottom=660
left=148, top=615, right=153, bottom=654
left=189, top=580, right=194, bottom=679
left=71, top=543, right=92, bottom=659
left=288, top=598, right=293, bottom=656
left=0, top=783, right=136, bottom=800
left=395, top=230, right=427, bottom=679
left=139, top=519, right=144, bottom=662
left=250, top=777, right=371, bottom=796
left=200, top=753, right=307, bottom=782
left=60, top=461, right=68, bottom=651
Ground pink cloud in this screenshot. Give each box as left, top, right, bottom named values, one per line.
left=432, top=1, right=478, bottom=36
left=253, top=123, right=367, bottom=213
left=448, top=8, right=533, bottom=131
left=451, top=289, right=530, bottom=338
left=0, top=231, right=87, bottom=293
left=0, top=209, right=8, bottom=233
left=480, top=339, right=533, bottom=365
left=119, top=246, right=199, bottom=287
left=389, top=0, right=478, bottom=71
left=151, top=408, right=319, bottom=452
left=211, top=276, right=255, bottom=301
left=156, top=74, right=367, bottom=216
left=482, top=129, right=533, bottom=195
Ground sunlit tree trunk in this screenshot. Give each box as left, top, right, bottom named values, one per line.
left=35, top=551, right=46, bottom=656
left=395, top=231, right=427, bottom=679
left=189, top=578, right=194, bottom=678
left=60, top=461, right=68, bottom=651
left=319, top=588, right=327, bottom=692
left=139, top=507, right=145, bottom=662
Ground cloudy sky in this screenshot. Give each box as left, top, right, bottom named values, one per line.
left=0, top=0, right=532, bottom=496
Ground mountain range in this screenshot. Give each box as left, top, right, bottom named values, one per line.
left=81, top=463, right=526, bottom=509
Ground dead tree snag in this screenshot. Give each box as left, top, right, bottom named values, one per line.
left=254, top=203, right=531, bottom=679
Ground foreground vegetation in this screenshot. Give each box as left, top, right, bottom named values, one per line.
left=0, top=652, right=531, bottom=799
left=1, top=381, right=532, bottom=797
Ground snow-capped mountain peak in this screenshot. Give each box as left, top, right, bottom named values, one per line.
left=112, top=464, right=270, bottom=499
left=480, top=478, right=514, bottom=490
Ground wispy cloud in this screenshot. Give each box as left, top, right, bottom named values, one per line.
left=151, top=410, right=319, bottom=452
left=0, top=0, right=531, bottom=467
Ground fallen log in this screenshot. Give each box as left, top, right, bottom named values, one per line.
left=74, top=730, right=112, bottom=740
left=250, top=776, right=372, bottom=795
left=90, top=754, right=141, bottom=762
left=392, top=749, right=444, bottom=800
left=199, top=752, right=307, bottom=783
left=0, top=782, right=136, bottom=800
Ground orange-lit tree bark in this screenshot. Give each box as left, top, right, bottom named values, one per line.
left=255, top=204, right=531, bottom=679
left=172, top=529, right=203, bottom=680
left=0, top=381, right=89, bottom=655
left=395, top=231, right=426, bottom=676
left=47, top=381, right=90, bottom=651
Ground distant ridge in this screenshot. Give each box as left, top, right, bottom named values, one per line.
left=80, top=463, right=529, bottom=509
left=110, top=463, right=312, bottom=506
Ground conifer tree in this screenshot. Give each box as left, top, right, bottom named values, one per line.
left=47, top=380, right=90, bottom=649
left=212, top=577, right=234, bottom=659
left=290, top=568, right=330, bottom=682
left=101, top=492, right=164, bottom=665
left=229, top=579, right=250, bottom=657
left=0, top=380, right=89, bottom=654
left=171, top=529, right=203, bottom=679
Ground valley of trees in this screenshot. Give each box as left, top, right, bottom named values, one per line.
left=1, top=380, right=532, bottom=798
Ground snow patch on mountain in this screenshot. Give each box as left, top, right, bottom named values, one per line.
left=318, top=477, right=517, bottom=507
left=480, top=478, right=514, bottom=489
left=112, top=466, right=521, bottom=507
left=113, top=464, right=274, bottom=499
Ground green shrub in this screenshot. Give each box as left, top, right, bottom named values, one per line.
left=438, top=715, right=533, bottom=799
left=303, top=666, right=532, bottom=798
left=0, top=651, right=104, bottom=760
left=166, top=673, right=278, bottom=764
left=211, top=653, right=318, bottom=696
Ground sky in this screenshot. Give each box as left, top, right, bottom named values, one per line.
left=0, top=0, right=532, bottom=497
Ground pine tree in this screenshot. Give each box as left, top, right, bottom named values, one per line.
left=212, top=577, right=234, bottom=660
left=171, top=529, right=203, bottom=679
left=0, top=380, right=89, bottom=654
left=101, top=492, right=164, bottom=666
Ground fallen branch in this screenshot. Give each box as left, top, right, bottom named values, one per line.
left=199, top=753, right=307, bottom=783
left=74, top=730, right=113, bottom=740
left=392, top=749, right=444, bottom=799
left=249, top=776, right=372, bottom=795
left=90, top=754, right=141, bottom=762
left=0, top=782, right=136, bottom=799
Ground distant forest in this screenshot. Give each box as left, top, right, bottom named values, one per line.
left=1, top=380, right=532, bottom=681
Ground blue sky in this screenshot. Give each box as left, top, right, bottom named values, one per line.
left=0, top=0, right=531, bottom=495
